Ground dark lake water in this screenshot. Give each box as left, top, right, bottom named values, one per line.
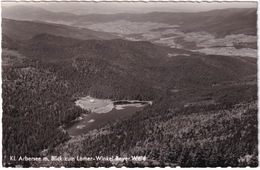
left=65, top=105, right=145, bottom=136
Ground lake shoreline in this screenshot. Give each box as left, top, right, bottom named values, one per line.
left=75, top=95, right=152, bottom=114
left=64, top=96, right=152, bottom=136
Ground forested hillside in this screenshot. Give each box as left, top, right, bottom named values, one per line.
left=2, top=31, right=257, bottom=167
left=2, top=18, right=119, bottom=40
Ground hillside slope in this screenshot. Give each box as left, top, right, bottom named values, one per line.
left=2, top=18, right=119, bottom=40
left=2, top=32, right=257, bottom=167
left=18, top=33, right=256, bottom=87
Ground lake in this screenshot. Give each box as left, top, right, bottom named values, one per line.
left=65, top=96, right=151, bottom=136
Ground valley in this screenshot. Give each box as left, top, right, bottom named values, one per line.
left=82, top=20, right=257, bottom=58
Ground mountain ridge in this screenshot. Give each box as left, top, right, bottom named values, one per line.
left=2, top=6, right=257, bottom=37
left=2, top=18, right=119, bottom=41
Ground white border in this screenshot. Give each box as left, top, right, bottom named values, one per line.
left=0, top=0, right=258, bottom=169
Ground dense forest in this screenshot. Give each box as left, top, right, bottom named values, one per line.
left=2, top=31, right=258, bottom=167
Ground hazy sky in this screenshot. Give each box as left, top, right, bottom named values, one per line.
left=2, top=1, right=257, bottom=14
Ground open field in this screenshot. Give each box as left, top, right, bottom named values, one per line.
left=193, top=47, right=257, bottom=58
left=82, top=20, right=257, bottom=58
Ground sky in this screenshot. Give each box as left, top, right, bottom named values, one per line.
left=1, top=1, right=258, bottom=14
